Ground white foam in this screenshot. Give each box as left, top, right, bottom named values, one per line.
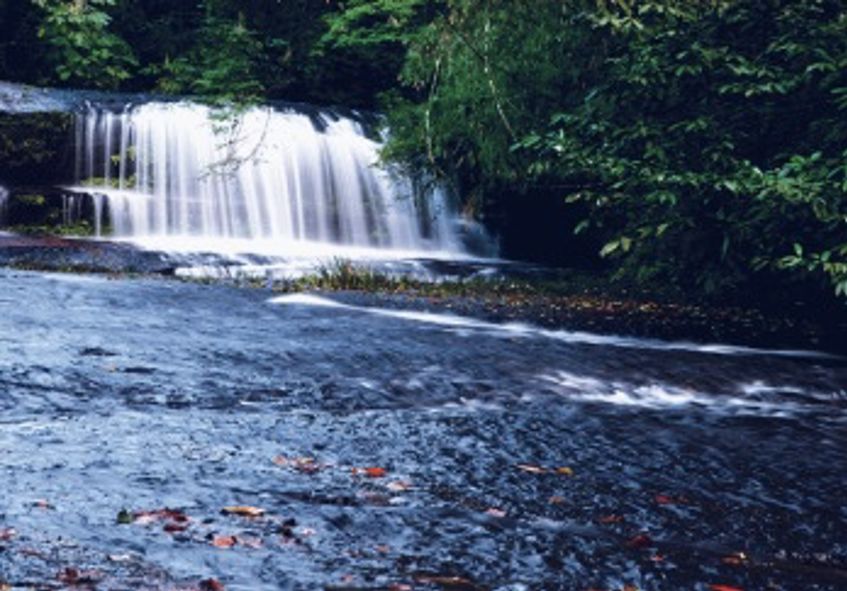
left=540, top=370, right=808, bottom=415
left=269, top=294, right=838, bottom=359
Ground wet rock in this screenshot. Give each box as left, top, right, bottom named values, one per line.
left=0, top=233, right=177, bottom=274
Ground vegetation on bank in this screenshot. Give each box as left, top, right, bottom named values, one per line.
left=1, top=0, right=846, bottom=304
left=214, top=258, right=845, bottom=351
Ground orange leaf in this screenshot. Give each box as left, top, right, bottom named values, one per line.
left=709, top=585, right=744, bottom=591
left=221, top=505, right=265, bottom=518
left=211, top=535, right=238, bottom=548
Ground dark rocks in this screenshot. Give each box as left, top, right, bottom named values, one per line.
left=0, top=186, right=96, bottom=231
left=0, top=233, right=176, bottom=275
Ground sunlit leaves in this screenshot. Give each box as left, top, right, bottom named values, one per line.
left=32, top=0, right=137, bottom=89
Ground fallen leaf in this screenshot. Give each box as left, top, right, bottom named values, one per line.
left=0, top=528, right=15, bottom=541
left=271, top=455, right=288, bottom=466
left=626, top=534, right=653, bottom=549
left=239, top=535, right=263, bottom=549
left=58, top=568, right=80, bottom=585
left=221, top=505, right=265, bottom=518
left=721, top=552, right=748, bottom=566
left=292, top=457, right=321, bottom=474
left=556, top=466, right=574, bottom=476
left=387, top=480, right=412, bottom=492
left=352, top=466, right=387, bottom=478
left=548, top=496, right=566, bottom=505
left=57, top=568, right=100, bottom=585
left=709, top=585, right=744, bottom=591
left=517, top=463, right=547, bottom=474
left=199, top=578, right=225, bottom=591
left=598, top=514, right=624, bottom=524
left=414, top=574, right=477, bottom=589
left=485, top=508, right=506, bottom=518
left=164, top=522, right=189, bottom=533
left=131, top=508, right=189, bottom=526
left=655, top=495, right=674, bottom=505
left=211, top=535, right=238, bottom=548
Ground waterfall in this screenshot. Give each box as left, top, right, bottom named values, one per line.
left=72, top=102, right=466, bottom=254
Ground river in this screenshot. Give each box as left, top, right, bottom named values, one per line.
left=1, top=268, right=845, bottom=590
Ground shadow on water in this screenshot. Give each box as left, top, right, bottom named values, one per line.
left=1, top=269, right=846, bottom=590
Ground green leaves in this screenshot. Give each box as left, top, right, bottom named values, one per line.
left=156, top=15, right=265, bottom=107
left=33, top=0, right=137, bottom=90
left=506, top=0, right=847, bottom=298
left=320, top=0, right=429, bottom=49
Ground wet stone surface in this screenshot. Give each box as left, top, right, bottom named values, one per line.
left=1, top=269, right=846, bottom=590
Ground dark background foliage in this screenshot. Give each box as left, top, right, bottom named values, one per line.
left=1, top=0, right=845, bottom=305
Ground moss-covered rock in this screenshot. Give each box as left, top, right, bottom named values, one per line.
left=0, top=111, right=75, bottom=185
left=0, top=186, right=95, bottom=233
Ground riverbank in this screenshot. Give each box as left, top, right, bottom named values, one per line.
left=2, top=233, right=844, bottom=355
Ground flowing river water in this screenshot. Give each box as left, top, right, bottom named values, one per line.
left=1, top=269, right=845, bottom=590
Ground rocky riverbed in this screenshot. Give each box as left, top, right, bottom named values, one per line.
left=1, top=267, right=846, bottom=590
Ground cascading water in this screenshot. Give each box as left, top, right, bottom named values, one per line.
left=72, top=102, right=467, bottom=255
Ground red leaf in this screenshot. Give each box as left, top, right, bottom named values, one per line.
left=58, top=567, right=79, bottom=584
left=352, top=466, right=387, bottom=478
left=200, top=579, right=225, bottom=591
left=709, top=585, right=744, bottom=591
left=164, top=522, right=189, bottom=533
left=655, top=495, right=674, bottom=505
left=721, top=552, right=749, bottom=566
left=626, top=534, right=653, bottom=549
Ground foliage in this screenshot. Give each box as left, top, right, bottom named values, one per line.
left=514, top=0, right=847, bottom=296
left=32, top=0, right=137, bottom=89
left=154, top=13, right=265, bottom=107
left=2, top=0, right=847, bottom=302
left=320, top=0, right=431, bottom=49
